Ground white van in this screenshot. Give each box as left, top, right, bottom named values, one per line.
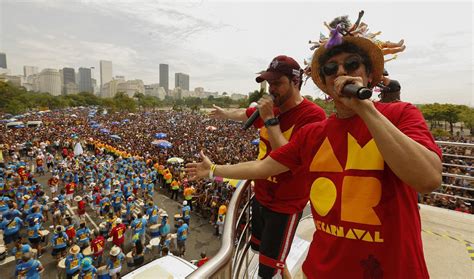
left=122, top=255, right=197, bottom=279
left=5, top=121, right=24, bottom=128
left=26, top=121, right=43, bottom=128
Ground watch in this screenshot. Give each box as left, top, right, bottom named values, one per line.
left=264, top=117, right=280, bottom=127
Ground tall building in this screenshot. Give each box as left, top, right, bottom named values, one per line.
left=0, top=53, right=6, bottom=69
left=23, top=66, right=39, bottom=77
left=175, top=73, right=189, bottom=91
left=38, top=69, right=61, bottom=96
left=78, top=67, right=93, bottom=93
left=100, top=60, right=113, bottom=87
left=159, top=64, right=169, bottom=94
left=62, top=67, right=75, bottom=85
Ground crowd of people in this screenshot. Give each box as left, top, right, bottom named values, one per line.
left=421, top=136, right=473, bottom=213
left=0, top=108, right=258, bottom=278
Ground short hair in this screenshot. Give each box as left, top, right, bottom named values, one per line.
left=317, top=41, right=373, bottom=85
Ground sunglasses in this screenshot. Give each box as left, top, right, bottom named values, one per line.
left=321, top=56, right=363, bottom=77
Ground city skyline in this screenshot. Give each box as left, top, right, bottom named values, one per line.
left=0, top=0, right=472, bottom=105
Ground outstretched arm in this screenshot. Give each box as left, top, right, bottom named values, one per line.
left=185, top=151, right=289, bottom=181
left=209, top=104, right=248, bottom=122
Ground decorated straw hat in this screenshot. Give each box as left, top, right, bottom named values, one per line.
left=307, top=11, right=404, bottom=93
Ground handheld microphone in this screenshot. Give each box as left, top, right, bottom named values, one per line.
left=243, top=95, right=274, bottom=130
left=342, top=84, right=372, bottom=100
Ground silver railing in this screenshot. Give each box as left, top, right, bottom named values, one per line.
left=188, top=140, right=473, bottom=278
left=188, top=179, right=252, bottom=279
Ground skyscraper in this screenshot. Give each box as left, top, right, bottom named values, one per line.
left=62, top=67, right=75, bottom=85
left=175, top=73, right=189, bottom=91
left=100, top=60, right=113, bottom=87
left=159, top=64, right=169, bottom=93
left=38, top=69, right=61, bottom=96
left=0, top=53, right=6, bottom=69
left=23, top=66, right=39, bottom=77
left=78, top=67, right=93, bottom=93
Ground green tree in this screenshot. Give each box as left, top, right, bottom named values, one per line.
left=248, top=89, right=264, bottom=104
left=459, top=106, right=474, bottom=136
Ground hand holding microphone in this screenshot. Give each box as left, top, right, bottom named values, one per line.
left=243, top=94, right=275, bottom=130
left=334, top=76, right=372, bottom=100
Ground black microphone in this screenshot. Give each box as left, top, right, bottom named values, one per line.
left=243, top=95, right=274, bottom=130
left=342, top=84, right=372, bottom=100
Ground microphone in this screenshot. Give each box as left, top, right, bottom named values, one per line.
left=243, top=95, right=274, bottom=130
left=342, top=84, right=372, bottom=100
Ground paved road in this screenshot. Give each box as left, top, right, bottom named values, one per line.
left=0, top=172, right=221, bottom=278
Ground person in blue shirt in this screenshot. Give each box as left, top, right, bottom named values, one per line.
left=111, top=189, right=123, bottom=214
left=130, top=213, right=147, bottom=244
left=11, top=239, right=31, bottom=264
left=15, top=248, right=44, bottom=279
left=76, top=221, right=92, bottom=249
left=159, top=212, right=170, bottom=238
left=146, top=203, right=160, bottom=225
left=107, top=246, right=125, bottom=279
left=0, top=196, right=9, bottom=215
left=65, top=245, right=84, bottom=279
left=79, top=257, right=97, bottom=279
left=99, top=196, right=110, bottom=217
left=182, top=200, right=191, bottom=226
left=176, top=220, right=189, bottom=257
left=3, top=215, right=23, bottom=246
left=27, top=218, right=43, bottom=257
left=146, top=180, right=154, bottom=197
left=51, top=225, right=69, bottom=260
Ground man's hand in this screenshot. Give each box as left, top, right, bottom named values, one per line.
left=333, top=76, right=374, bottom=113
left=209, top=104, right=227, bottom=119
left=185, top=150, right=213, bottom=181
left=257, top=95, right=275, bottom=121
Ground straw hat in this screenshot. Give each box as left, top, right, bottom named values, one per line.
left=74, top=196, right=82, bottom=202
left=160, top=211, right=168, bottom=218
left=311, top=35, right=384, bottom=93
left=110, top=245, right=121, bottom=256
left=69, top=245, right=80, bottom=255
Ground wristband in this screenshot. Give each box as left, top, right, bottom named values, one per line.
left=209, top=164, right=217, bottom=179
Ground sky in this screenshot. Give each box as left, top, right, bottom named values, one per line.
left=0, top=0, right=472, bottom=106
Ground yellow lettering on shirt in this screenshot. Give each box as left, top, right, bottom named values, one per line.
left=309, top=137, right=343, bottom=172
left=341, top=176, right=382, bottom=225
left=345, top=134, right=384, bottom=170
left=315, top=221, right=384, bottom=243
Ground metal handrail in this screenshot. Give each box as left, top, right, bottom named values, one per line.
left=436, top=141, right=474, bottom=147
left=187, top=180, right=251, bottom=278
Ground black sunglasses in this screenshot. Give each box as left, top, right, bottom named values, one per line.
left=321, top=56, right=363, bottom=77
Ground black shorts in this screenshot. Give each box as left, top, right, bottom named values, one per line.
left=250, top=198, right=302, bottom=278
left=29, top=237, right=41, bottom=245
left=52, top=246, right=66, bottom=256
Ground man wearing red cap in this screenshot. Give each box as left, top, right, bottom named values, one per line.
left=210, top=55, right=326, bottom=278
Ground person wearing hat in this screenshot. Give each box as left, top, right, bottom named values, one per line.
left=14, top=248, right=44, bottom=279
left=187, top=12, right=442, bottom=278
left=181, top=200, right=191, bottom=226
left=79, top=257, right=97, bottom=279
left=51, top=225, right=69, bottom=260
left=159, top=211, right=170, bottom=238
left=209, top=54, right=326, bottom=278
left=107, top=245, right=125, bottom=279
left=65, top=245, right=84, bottom=279
left=109, top=218, right=126, bottom=251
left=111, top=189, right=123, bottom=216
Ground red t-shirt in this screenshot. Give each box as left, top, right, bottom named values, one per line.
left=65, top=183, right=75, bottom=195
left=91, top=236, right=105, bottom=256
left=110, top=224, right=126, bottom=246
left=197, top=257, right=210, bottom=267
left=270, top=102, right=441, bottom=278
left=246, top=98, right=326, bottom=213
left=78, top=200, right=86, bottom=215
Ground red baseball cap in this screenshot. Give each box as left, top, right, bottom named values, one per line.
left=256, top=55, right=302, bottom=83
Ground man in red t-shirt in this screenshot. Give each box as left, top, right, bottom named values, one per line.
left=210, top=55, right=326, bottom=278
left=65, top=182, right=76, bottom=203
left=109, top=218, right=126, bottom=251
left=197, top=251, right=209, bottom=267
left=91, top=230, right=105, bottom=266
left=187, top=14, right=442, bottom=279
